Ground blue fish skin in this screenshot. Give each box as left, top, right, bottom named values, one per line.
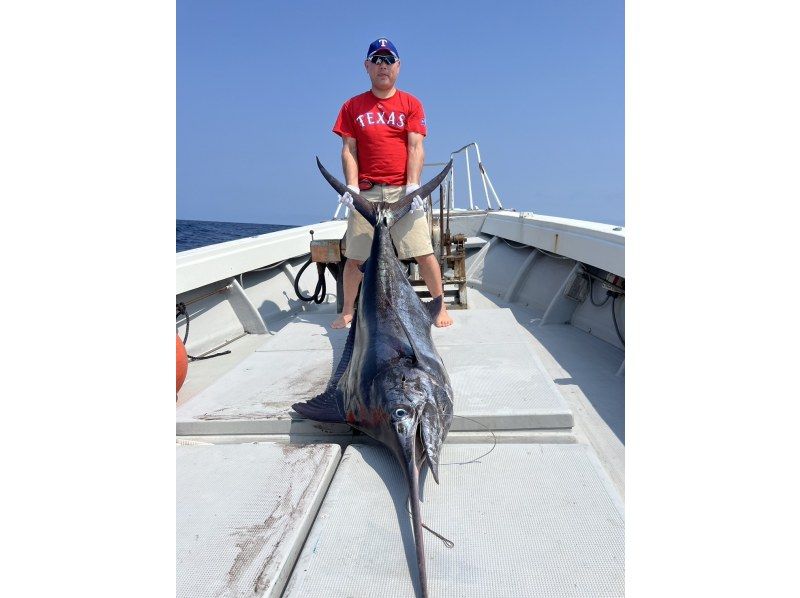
left=293, top=160, right=454, bottom=598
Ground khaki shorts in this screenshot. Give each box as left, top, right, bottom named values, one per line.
left=344, top=185, right=434, bottom=262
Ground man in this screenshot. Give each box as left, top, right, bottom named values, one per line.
left=331, top=37, right=453, bottom=329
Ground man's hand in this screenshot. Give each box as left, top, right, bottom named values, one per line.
left=406, top=183, right=426, bottom=213
left=339, top=185, right=359, bottom=208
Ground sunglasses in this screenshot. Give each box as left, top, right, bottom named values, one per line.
left=368, top=54, right=397, bottom=66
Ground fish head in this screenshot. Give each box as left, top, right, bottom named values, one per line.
left=367, top=360, right=448, bottom=597
left=369, top=361, right=447, bottom=485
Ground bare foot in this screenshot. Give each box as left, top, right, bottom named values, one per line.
left=332, top=312, right=354, bottom=329
left=434, top=307, right=453, bottom=328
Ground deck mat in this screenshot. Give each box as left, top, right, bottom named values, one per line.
left=176, top=309, right=572, bottom=436
left=283, top=443, right=624, bottom=598
left=176, top=442, right=341, bottom=598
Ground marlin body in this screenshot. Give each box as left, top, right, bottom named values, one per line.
left=292, top=158, right=454, bottom=598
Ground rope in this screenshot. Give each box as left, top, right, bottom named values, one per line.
left=612, top=294, right=625, bottom=346
left=176, top=302, right=232, bottom=361
left=588, top=276, right=611, bottom=307
left=293, top=258, right=327, bottom=304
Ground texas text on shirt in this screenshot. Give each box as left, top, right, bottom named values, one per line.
left=332, top=90, right=427, bottom=186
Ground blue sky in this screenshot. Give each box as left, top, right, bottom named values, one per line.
left=177, top=0, right=623, bottom=226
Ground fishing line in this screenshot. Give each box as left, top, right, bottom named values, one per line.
left=500, top=238, right=572, bottom=260
left=405, top=415, right=498, bottom=548
left=500, top=238, right=529, bottom=250
left=420, top=520, right=455, bottom=548
left=440, top=414, right=498, bottom=465
left=535, top=247, right=572, bottom=260
left=404, top=497, right=455, bottom=549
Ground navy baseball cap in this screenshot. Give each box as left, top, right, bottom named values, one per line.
left=366, top=38, right=399, bottom=59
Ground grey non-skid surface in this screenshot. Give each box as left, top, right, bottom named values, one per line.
left=176, top=442, right=341, bottom=598
left=176, top=309, right=572, bottom=436
left=466, top=289, right=625, bottom=498
left=283, top=443, right=624, bottom=598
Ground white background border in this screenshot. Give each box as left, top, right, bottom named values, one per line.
left=2, top=1, right=799, bottom=595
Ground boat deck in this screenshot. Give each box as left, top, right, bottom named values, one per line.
left=283, top=443, right=623, bottom=598
left=176, top=287, right=625, bottom=597
left=177, top=288, right=624, bottom=491
left=176, top=442, right=341, bottom=598
left=177, top=308, right=573, bottom=437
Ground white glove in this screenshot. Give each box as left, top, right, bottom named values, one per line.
left=406, top=183, right=425, bottom=213
left=339, top=185, right=358, bottom=208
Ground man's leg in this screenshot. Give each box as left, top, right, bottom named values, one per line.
left=332, top=258, right=363, bottom=329
left=334, top=187, right=378, bottom=329
left=415, top=253, right=453, bottom=327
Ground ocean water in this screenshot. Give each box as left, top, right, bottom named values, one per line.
left=176, top=219, right=297, bottom=252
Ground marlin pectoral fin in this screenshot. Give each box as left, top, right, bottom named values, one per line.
left=394, top=309, right=426, bottom=367
left=316, top=157, right=378, bottom=227
left=292, top=387, right=346, bottom=423
left=419, top=403, right=444, bottom=484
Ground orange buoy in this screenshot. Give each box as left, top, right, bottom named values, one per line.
left=176, top=334, right=188, bottom=392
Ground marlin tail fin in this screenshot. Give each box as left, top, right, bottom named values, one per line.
left=384, top=160, right=453, bottom=225
left=316, top=157, right=453, bottom=229
left=316, top=157, right=378, bottom=227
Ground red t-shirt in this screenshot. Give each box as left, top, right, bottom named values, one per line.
left=332, top=90, right=427, bottom=186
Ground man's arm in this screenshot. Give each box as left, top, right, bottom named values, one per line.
left=406, top=131, right=425, bottom=185
left=341, top=136, right=359, bottom=188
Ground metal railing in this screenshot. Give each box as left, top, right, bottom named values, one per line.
left=332, top=140, right=503, bottom=219
left=429, top=141, right=504, bottom=211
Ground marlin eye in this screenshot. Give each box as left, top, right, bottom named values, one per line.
left=394, top=408, right=408, bottom=418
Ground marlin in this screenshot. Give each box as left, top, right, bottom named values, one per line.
left=292, top=158, right=455, bottom=598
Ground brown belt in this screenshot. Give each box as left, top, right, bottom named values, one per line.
left=359, top=180, right=398, bottom=190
